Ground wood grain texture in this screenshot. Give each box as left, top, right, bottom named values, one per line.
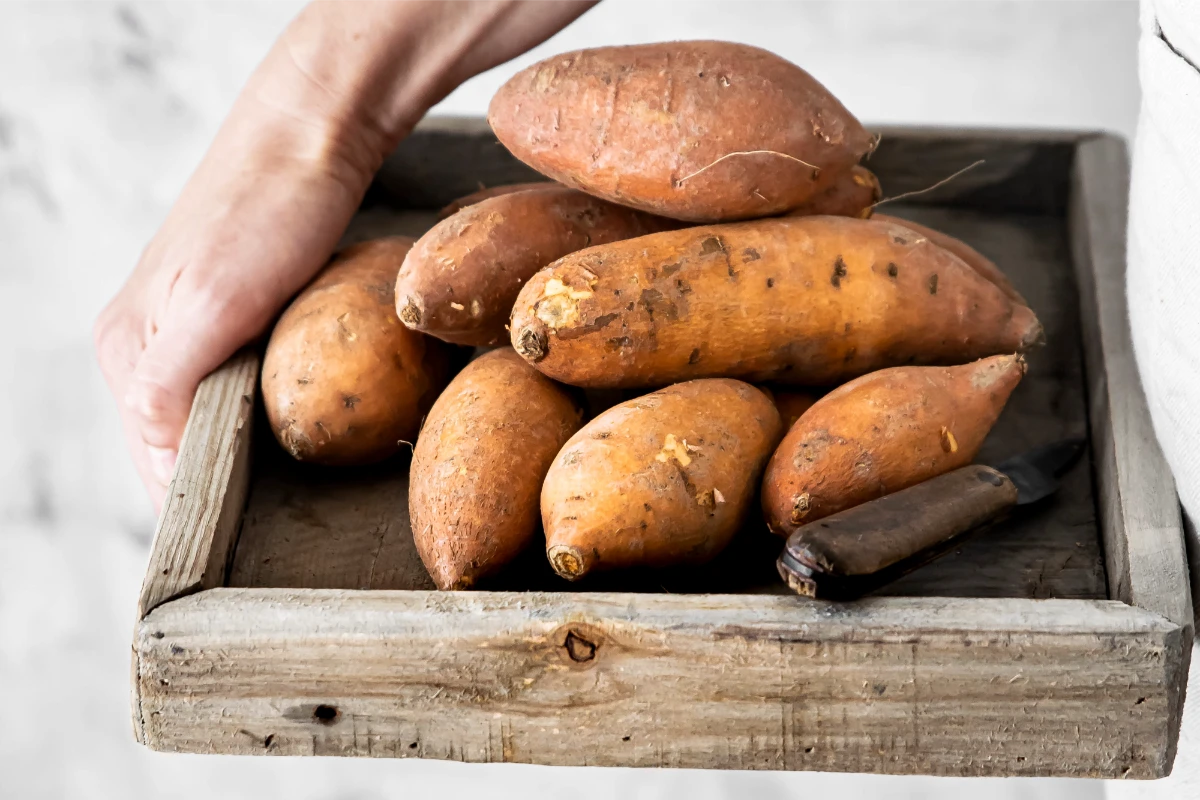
left=374, top=117, right=1084, bottom=216
left=229, top=431, right=434, bottom=591
left=133, top=588, right=1184, bottom=778
left=1068, top=136, right=1191, bottom=628
left=137, top=350, right=258, bottom=618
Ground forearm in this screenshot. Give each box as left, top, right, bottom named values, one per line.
left=229, top=0, right=595, bottom=183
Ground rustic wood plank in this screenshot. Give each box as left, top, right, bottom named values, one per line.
left=1069, top=135, right=1192, bottom=771
left=134, top=589, right=1184, bottom=778
left=137, top=351, right=258, bottom=618
left=231, top=206, right=1107, bottom=600
left=374, top=118, right=1084, bottom=215
left=1068, top=136, right=1191, bottom=628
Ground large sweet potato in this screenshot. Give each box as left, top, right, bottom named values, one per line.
left=397, top=186, right=673, bottom=347
left=873, top=213, right=1025, bottom=305
left=761, top=354, right=1025, bottom=536
left=510, top=216, right=1042, bottom=388
left=409, top=348, right=583, bottom=589
left=542, top=379, right=783, bottom=580
left=262, top=238, right=450, bottom=465
left=488, top=41, right=874, bottom=222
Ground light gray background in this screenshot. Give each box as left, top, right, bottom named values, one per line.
left=0, top=2, right=1139, bottom=798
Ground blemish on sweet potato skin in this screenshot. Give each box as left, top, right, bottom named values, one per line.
left=510, top=216, right=1042, bottom=388
left=410, top=349, right=584, bottom=589
left=873, top=213, right=1026, bottom=305
left=262, top=237, right=450, bottom=466
left=761, top=354, right=1025, bottom=535
left=542, top=379, right=783, bottom=579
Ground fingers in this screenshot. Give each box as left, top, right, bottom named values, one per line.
left=125, top=280, right=256, bottom=471
left=94, top=299, right=169, bottom=510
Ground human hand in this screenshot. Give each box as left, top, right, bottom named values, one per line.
left=94, top=0, right=595, bottom=512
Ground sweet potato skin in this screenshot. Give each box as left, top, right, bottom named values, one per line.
left=488, top=41, right=874, bottom=223
left=543, top=379, right=783, bottom=579
left=437, top=182, right=558, bottom=220
left=873, top=213, right=1026, bottom=305
left=510, top=216, right=1042, bottom=388
left=761, top=354, right=1025, bottom=536
left=398, top=187, right=673, bottom=347
left=262, top=237, right=450, bottom=465
left=785, top=165, right=881, bottom=219
left=409, top=348, right=583, bottom=589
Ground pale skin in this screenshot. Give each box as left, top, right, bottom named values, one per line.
left=94, top=1, right=595, bottom=511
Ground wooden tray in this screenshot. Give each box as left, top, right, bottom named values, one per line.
left=130, top=120, right=1192, bottom=779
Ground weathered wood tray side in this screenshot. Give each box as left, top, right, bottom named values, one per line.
left=131, top=123, right=1191, bottom=778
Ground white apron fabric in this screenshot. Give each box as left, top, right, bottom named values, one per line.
left=1107, top=1, right=1200, bottom=796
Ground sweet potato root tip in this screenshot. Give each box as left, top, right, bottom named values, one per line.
left=516, top=327, right=548, bottom=361
left=549, top=544, right=588, bottom=580
left=398, top=296, right=421, bottom=327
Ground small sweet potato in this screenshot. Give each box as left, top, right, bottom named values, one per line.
left=785, top=165, right=881, bottom=219
left=262, top=237, right=450, bottom=465
left=761, top=354, right=1025, bottom=536
left=437, top=181, right=558, bottom=220
left=510, top=216, right=1042, bottom=388
left=409, top=348, right=583, bottom=589
left=488, top=41, right=874, bottom=222
left=872, top=213, right=1025, bottom=305
left=543, top=379, right=783, bottom=580
left=398, top=186, right=673, bottom=347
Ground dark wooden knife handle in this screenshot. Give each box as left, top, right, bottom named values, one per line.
left=777, top=465, right=1018, bottom=599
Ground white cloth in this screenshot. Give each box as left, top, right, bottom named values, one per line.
left=1108, top=1, right=1200, bottom=796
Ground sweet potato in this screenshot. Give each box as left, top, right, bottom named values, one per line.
left=543, top=379, right=783, bottom=580
left=397, top=186, right=673, bottom=347
left=785, top=165, right=881, bottom=219
left=873, top=213, right=1025, bottom=305
left=409, top=348, right=583, bottom=589
left=262, top=237, right=450, bottom=465
left=488, top=41, right=874, bottom=223
left=510, top=216, right=1042, bottom=388
left=437, top=181, right=558, bottom=220
left=761, top=354, right=1025, bottom=536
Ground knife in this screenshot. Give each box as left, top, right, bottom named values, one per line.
left=776, top=437, right=1087, bottom=600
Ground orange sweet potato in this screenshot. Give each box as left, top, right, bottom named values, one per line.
left=761, top=354, right=1025, bottom=536
left=785, top=165, right=881, bottom=219
left=436, top=181, right=558, bottom=220
left=510, top=216, right=1042, bottom=388
left=397, top=186, right=673, bottom=347
left=262, top=238, right=450, bottom=465
left=488, top=41, right=875, bottom=223
left=873, top=213, right=1025, bottom=305
left=409, top=348, right=583, bottom=589
left=542, top=379, right=783, bottom=580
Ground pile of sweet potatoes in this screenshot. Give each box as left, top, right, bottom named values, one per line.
left=260, top=41, right=1039, bottom=590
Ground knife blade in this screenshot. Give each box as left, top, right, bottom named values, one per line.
left=776, top=437, right=1087, bottom=600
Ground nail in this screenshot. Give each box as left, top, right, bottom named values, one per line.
left=148, top=446, right=177, bottom=485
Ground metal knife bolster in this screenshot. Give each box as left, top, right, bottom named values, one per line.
left=777, top=465, right=1019, bottom=597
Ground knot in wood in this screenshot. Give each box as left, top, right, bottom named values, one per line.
left=564, top=629, right=597, bottom=662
